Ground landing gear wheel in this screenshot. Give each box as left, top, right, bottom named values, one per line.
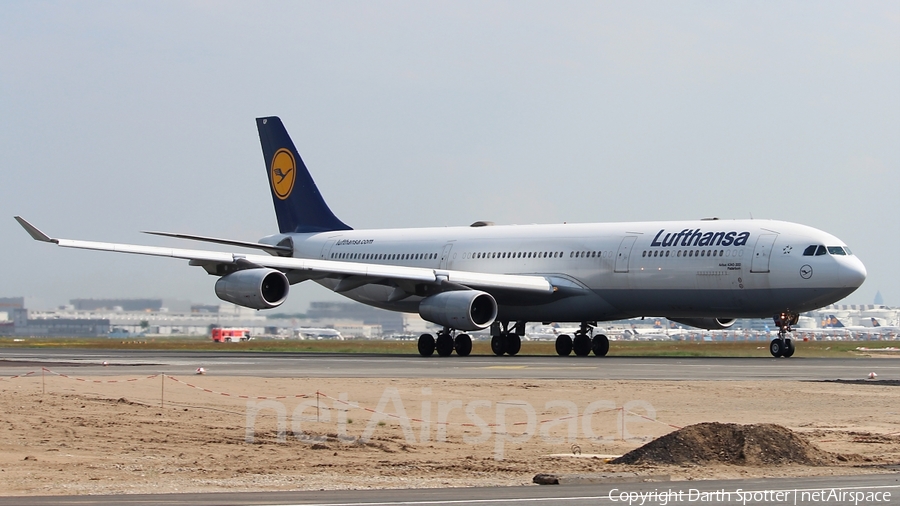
left=455, top=333, right=472, bottom=357
left=555, top=334, right=572, bottom=356
left=418, top=333, right=435, bottom=357
left=436, top=332, right=454, bottom=357
left=591, top=334, right=610, bottom=357
left=573, top=333, right=592, bottom=357
left=491, top=335, right=507, bottom=356
left=769, top=338, right=784, bottom=358
left=782, top=339, right=795, bottom=357
left=506, top=334, right=521, bottom=356
left=772, top=311, right=798, bottom=358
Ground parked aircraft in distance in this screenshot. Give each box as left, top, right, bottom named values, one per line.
left=16, top=116, right=867, bottom=359
left=870, top=318, right=900, bottom=333
left=293, top=327, right=343, bottom=340
left=821, top=315, right=897, bottom=338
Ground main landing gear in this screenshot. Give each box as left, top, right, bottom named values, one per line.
left=417, top=329, right=472, bottom=357
left=490, top=321, right=523, bottom=356
left=555, top=322, right=609, bottom=357
left=769, top=311, right=798, bottom=358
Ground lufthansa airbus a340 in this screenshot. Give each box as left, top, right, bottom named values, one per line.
left=16, top=117, right=866, bottom=358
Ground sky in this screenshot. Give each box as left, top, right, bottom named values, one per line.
left=1, top=1, right=898, bottom=313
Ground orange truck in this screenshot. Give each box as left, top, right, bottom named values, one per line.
left=211, top=328, right=251, bottom=342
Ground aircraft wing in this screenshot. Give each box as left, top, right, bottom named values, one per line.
left=14, top=217, right=554, bottom=295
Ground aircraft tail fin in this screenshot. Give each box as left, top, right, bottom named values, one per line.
left=826, top=315, right=845, bottom=328
left=256, top=117, right=352, bottom=234
left=871, top=318, right=882, bottom=327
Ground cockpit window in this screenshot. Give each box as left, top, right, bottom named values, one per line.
left=803, top=244, right=852, bottom=256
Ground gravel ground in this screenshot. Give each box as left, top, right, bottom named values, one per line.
left=1, top=375, right=898, bottom=495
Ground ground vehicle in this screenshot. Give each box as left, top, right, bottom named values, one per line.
left=211, top=328, right=251, bottom=342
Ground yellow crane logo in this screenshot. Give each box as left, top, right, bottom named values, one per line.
left=270, top=148, right=296, bottom=200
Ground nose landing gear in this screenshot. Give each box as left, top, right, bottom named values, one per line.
left=770, top=311, right=798, bottom=358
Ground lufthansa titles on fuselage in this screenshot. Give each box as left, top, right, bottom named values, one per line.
left=335, top=239, right=375, bottom=246
left=650, top=229, right=751, bottom=249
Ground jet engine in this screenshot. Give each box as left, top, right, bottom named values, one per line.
left=668, top=317, right=737, bottom=330
left=214, top=268, right=289, bottom=310
left=418, top=290, right=498, bottom=331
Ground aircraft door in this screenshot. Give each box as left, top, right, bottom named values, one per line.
left=320, top=239, right=335, bottom=260
left=614, top=236, right=637, bottom=273
left=750, top=234, right=777, bottom=273
left=439, top=243, right=454, bottom=269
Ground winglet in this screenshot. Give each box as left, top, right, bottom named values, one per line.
left=14, top=216, right=58, bottom=243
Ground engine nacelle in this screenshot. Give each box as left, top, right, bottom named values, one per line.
left=419, top=290, right=498, bottom=331
left=668, top=317, right=737, bottom=330
left=214, top=268, right=289, bottom=310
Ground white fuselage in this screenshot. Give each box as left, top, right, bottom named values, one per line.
left=266, top=218, right=866, bottom=323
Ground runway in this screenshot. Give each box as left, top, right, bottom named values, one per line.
left=1, top=348, right=898, bottom=381
left=1, top=473, right=898, bottom=506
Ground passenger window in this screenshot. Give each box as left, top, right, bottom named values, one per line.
left=815, top=246, right=827, bottom=256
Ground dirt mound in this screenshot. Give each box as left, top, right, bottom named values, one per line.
left=612, top=422, right=836, bottom=466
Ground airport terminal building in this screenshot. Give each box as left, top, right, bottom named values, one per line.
left=0, top=297, right=424, bottom=339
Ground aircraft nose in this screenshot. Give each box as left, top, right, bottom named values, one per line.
left=839, top=256, right=867, bottom=288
